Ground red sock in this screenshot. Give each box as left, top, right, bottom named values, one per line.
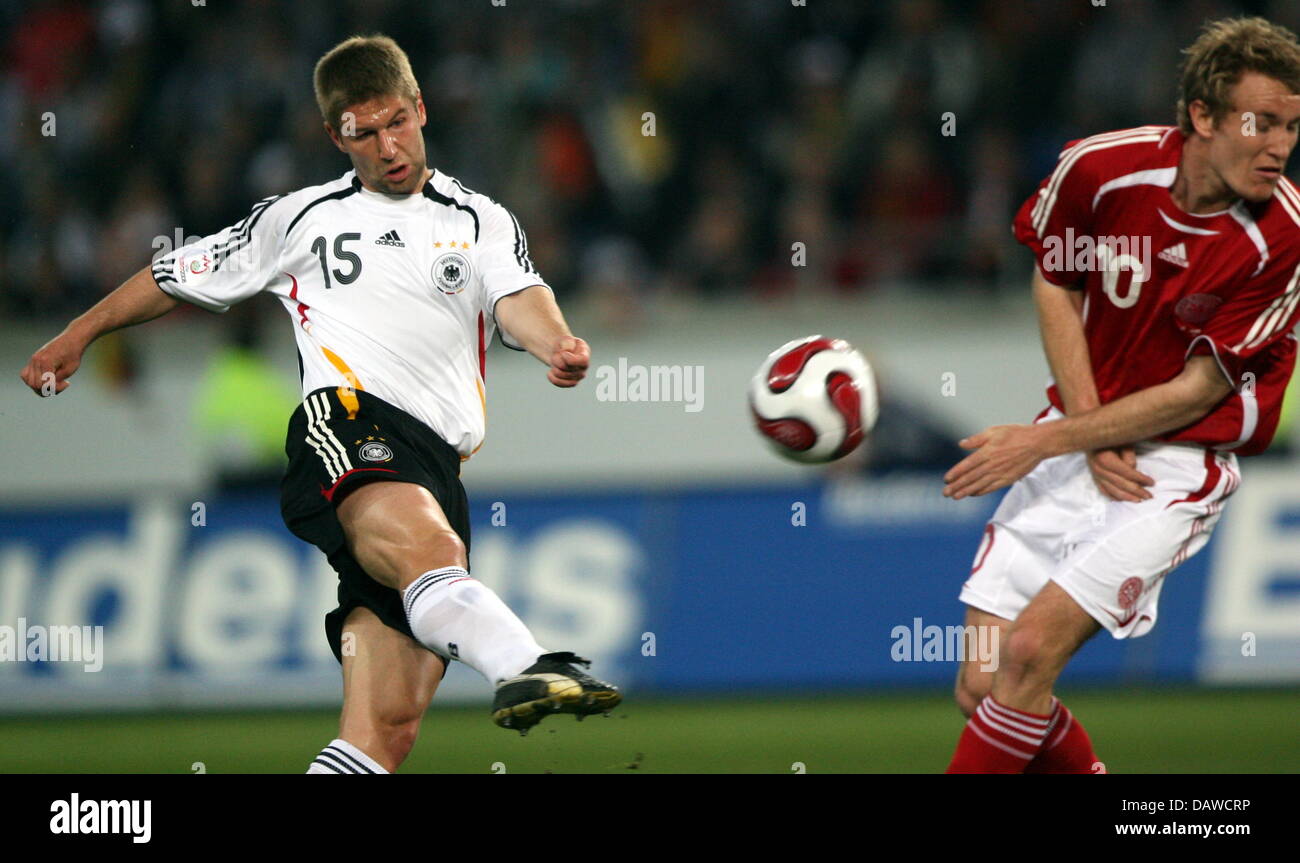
left=946, top=696, right=1053, bottom=774
left=1025, top=700, right=1101, bottom=774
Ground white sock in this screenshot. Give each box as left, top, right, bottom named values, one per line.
left=401, top=566, right=547, bottom=684
left=307, top=738, right=388, bottom=774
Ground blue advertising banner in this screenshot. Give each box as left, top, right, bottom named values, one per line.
left=0, top=471, right=1293, bottom=712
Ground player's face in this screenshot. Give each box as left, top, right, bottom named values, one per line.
left=328, top=93, right=429, bottom=195
left=1207, top=72, right=1300, bottom=204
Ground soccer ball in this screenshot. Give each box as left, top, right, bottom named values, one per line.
left=749, top=335, right=879, bottom=463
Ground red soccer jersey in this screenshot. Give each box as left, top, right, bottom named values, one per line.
left=1013, top=125, right=1300, bottom=455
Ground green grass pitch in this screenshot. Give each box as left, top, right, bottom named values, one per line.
left=1, top=687, right=1295, bottom=773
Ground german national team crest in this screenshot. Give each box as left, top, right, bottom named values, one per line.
left=432, top=251, right=471, bottom=294
left=357, top=440, right=393, bottom=463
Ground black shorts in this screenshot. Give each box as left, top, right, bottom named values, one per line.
left=279, top=386, right=470, bottom=665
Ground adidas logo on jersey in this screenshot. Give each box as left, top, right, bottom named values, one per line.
left=1158, top=242, right=1189, bottom=268
left=375, top=230, right=405, bottom=247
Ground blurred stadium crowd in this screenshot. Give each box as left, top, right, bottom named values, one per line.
left=3, top=0, right=1299, bottom=322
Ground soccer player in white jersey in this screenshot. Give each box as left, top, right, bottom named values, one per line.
left=20, top=35, right=620, bottom=774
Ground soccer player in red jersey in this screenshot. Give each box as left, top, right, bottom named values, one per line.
left=942, top=17, right=1300, bottom=773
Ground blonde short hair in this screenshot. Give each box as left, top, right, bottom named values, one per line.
left=1177, top=17, right=1300, bottom=135
left=313, top=35, right=420, bottom=131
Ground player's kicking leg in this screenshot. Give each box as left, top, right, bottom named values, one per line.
left=947, top=583, right=1101, bottom=774
left=308, top=606, right=444, bottom=773
left=336, top=481, right=620, bottom=736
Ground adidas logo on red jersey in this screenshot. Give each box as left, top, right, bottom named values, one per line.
left=1158, top=242, right=1189, bottom=268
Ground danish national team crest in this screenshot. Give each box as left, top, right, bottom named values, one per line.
left=432, top=251, right=471, bottom=295
left=1117, top=576, right=1144, bottom=612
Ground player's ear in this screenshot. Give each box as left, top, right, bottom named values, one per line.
left=324, top=122, right=347, bottom=154
left=415, top=93, right=427, bottom=127
left=1189, top=99, right=1217, bottom=138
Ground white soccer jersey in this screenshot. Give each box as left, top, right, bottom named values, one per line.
left=152, top=169, right=549, bottom=459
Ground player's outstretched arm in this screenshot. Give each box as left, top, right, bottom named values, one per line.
left=494, top=285, right=590, bottom=388
left=19, top=265, right=179, bottom=397
left=943, top=355, right=1232, bottom=499
left=1033, top=265, right=1155, bottom=501
left=1037, top=354, right=1232, bottom=452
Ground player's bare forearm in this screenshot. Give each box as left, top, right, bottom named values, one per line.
left=944, top=355, right=1231, bottom=499
left=1035, top=355, right=1232, bottom=456
left=493, top=285, right=590, bottom=387
left=1033, top=267, right=1100, bottom=416
left=73, top=266, right=178, bottom=342
left=20, top=266, right=178, bottom=396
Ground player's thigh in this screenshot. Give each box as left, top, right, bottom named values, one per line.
left=954, top=605, right=1011, bottom=716
left=336, top=480, right=467, bottom=590
left=1003, top=580, right=1100, bottom=675
left=340, top=606, right=445, bottom=740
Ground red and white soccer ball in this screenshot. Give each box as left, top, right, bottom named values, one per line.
left=749, top=335, right=879, bottom=463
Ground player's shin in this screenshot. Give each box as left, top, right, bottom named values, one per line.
left=401, top=566, right=547, bottom=684
left=1025, top=699, right=1101, bottom=774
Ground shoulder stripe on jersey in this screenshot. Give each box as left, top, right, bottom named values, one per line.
left=1032, top=127, right=1151, bottom=228
left=210, top=194, right=283, bottom=273
left=423, top=184, right=480, bottom=242
left=1273, top=178, right=1300, bottom=229
left=1032, top=127, right=1165, bottom=238
left=507, top=209, right=539, bottom=275
left=1235, top=260, right=1300, bottom=352
left=151, top=195, right=281, bottom=275
left=443, top=175, right=538, bottom=272
left=1031, top=125, right=1167, bottom=226
left=1227, top=202, right=1269, bottom=277
left=449, top=176, right=481, bottom=199
left=286, top=177, right=362, bottom=237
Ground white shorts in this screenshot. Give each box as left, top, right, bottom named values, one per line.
left=959, top=410, right=1240, bottom=639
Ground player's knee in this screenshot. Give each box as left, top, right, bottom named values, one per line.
left=426, top=526, right=467, bottom=568
left=359, top=710, right=424, bottom=770
left=377, top=719, right=421, bottom=767
left=1001, top=626, right=1060, bottom=683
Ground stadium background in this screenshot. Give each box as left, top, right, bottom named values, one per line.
left=1, top=0, right=1297, bottom=772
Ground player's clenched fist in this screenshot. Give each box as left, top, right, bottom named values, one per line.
left=547, top=336, right=589, bottom=388
left=20, top=332, right=85, bottom=397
